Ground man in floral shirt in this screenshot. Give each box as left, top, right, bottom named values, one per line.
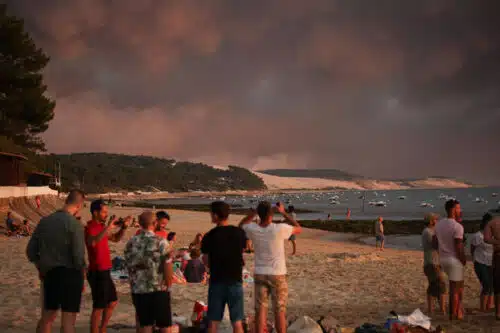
left=125, top=211, right=173, bottom=333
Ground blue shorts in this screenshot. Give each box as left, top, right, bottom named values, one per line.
left=376, top=235, right=384, bottom=242
left=289, top=235, right=296, bottom=241
left=207, top=282, right=244, bottom=323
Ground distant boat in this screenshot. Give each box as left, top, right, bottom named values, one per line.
left=374, top=201, right=387, bottom=207
left=492, top=193, right=498, bottom=197
left=398, top=196, right=407, bottom=200
left=420, top=202, right=434, bottom=208
left=475, top=197, right=487, bottom=203
left=330, top=200, right=340, bottom=205
left=438, top=193, right=447, bottom=200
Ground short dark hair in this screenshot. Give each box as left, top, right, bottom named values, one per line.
left=288, top=205, right=295, bottom=213
left=90, top=199, right=106, bottom=214
left=210, top=201, right=230, bottom=220
left=257, top=201, right=272, bottom=221
left=481, top=213, right=493, bottom=230
left=445, top=199, right=459, bottom=215
left=65, top=189, right=86, bottom=205
left=156, top=211, right=170, bottom=220
left=167, top=232, right=176, bottom=241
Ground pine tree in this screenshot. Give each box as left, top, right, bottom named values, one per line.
left=0, top=4, right=55, bottom=151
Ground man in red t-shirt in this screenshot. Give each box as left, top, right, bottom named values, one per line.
left=85, top=199, right=131, bottom=333
left=135, top=211, right=170, bottom=239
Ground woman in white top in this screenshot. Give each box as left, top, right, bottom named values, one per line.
left=471, top=213, right=494, bottom=312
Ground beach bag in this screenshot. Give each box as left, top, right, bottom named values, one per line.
left=288, top=316, right=323, bottom=333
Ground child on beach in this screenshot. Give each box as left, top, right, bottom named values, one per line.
left=183, top=248, right=207, bottom=283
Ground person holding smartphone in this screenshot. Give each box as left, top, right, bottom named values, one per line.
left=239, top=202, right=302, bottom=333
left=85, top=199, right=131, bottom=333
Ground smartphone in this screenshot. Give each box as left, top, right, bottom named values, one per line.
left=114, top=217, right=124, bottom=226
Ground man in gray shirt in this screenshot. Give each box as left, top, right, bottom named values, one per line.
left=27, top=189, right=86, bottom=333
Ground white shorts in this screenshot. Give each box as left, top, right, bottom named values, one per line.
left=440, top=257, right=464, bottom=282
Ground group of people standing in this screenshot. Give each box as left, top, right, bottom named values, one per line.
left=422, top=199, right=500, bottom=321
left=25, top=190, right=302, bottom=333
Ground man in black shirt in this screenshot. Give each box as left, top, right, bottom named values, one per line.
left=201, top=201, right=247, bottom=333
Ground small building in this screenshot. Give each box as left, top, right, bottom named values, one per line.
left=27, top=171, right=54, bottom=187
left=0, top=152, right=27, bottom=186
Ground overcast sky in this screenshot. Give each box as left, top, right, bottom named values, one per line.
left=5, top=0, right=500, bottom=184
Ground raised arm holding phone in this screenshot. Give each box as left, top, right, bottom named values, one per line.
left=240, top=201, right=301, bottom=333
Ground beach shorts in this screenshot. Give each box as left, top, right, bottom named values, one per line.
left=132, top=291, right=172, bottom=328
left=87, top=270, right=118, bottom=309
left=440, top=257, right=464, bottom=282
left=289, top=234, right=296, bottom=241
left=493, top=253, right=500, bottom=295
left=43, top=267, right=84, bottom=313
left=423, top=264, right=446, bottom=297
left=207, top=282, right=244, bottom=323
left=255, top=275, right=288, bottom=314
left=474, top=261, right=493, bottom=295
left=376, top=235, right=384, bottom=242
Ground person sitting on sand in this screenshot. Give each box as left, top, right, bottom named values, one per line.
left=5, top=211, right=18, bottom=236
left=183, top=248, right=207, bottom=283
left=189, top=233, right=203, bottom=251
left=483, top=213, right=500, bottom=320
left=239, top=202, right=302, bottom=333
left=471, top=213, right=494, bottom=312
left=433, top=199, right=466, bottom=321
left=422, top=213, right=446, bottom=314
left=21, top=219, right=32, bottom=236
left=375, top=216, right=385, bottom=251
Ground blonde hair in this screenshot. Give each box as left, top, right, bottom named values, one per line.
left=424, top=213, right=438, bottom=226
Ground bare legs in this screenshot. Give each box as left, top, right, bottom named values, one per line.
left=290, top=240, right=296, bottom=256
left=208, top=321, right=243, bottom=333
left=448, top=281, right=464, bottom=320
left=91, top=301, right=117, bottom=333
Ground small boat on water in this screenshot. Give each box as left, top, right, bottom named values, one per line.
left=475, top=197, right=487, bottom=203
left=374, top=201, right=387, bottom=207
left=438, top=193, right=447, bottom=200
left=398, top=196, right=407, bottom=200
left=492, top=193, right=498, bottom=197
left=420, top=202, right=434, bottom=208
left=330, top=200, right=340, bottom=205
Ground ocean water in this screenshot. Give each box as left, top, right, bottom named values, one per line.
left=147, top=186, right=500, bottom=221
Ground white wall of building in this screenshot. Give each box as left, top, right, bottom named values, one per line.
left=0, top=186, right=58, bottom=198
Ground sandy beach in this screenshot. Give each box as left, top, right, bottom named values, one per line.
left=1, top=203, right=498, bottom=333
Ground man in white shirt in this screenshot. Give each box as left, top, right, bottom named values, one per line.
left=433, top=199, right=466, bottom=320
left=239, top=202, right=302, bottom=333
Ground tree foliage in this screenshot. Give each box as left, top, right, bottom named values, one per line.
left=0, top=4, right=55, bottom=151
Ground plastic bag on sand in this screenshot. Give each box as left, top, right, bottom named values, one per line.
left=397, top=309, right=431, bottom=330
left=288, top=316, right=323, bottom=333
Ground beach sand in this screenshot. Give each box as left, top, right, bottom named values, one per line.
left=0, top=205, right=498, bottom=333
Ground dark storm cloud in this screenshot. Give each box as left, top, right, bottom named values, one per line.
left=4, top=0, right=500, bottom=184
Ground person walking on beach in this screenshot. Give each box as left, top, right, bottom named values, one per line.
left=433, top=199, right=466, bottom=320
left=239, top=202, right=302, bottom=333
left=484, top=212, right=500, bottom=320
left=26, top=189, right=86, bottom=333
left=201, top=201, right=247, bottom=333
left=375, top=216, right=385, bottom=251
left=125, top=211, right=173, bottom=333
left=471, top=213, right=494, bottom=312
left=85, top=199, right=132, bottom=333
left=422, top=213, right=446, bottom=314
left=287, top=205, right=298, bottom=255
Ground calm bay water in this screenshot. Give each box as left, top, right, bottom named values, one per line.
left=147, top=186, right=500, bottom=221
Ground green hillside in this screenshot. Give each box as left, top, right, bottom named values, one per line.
left=0, top=138, right=266, bottom=193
